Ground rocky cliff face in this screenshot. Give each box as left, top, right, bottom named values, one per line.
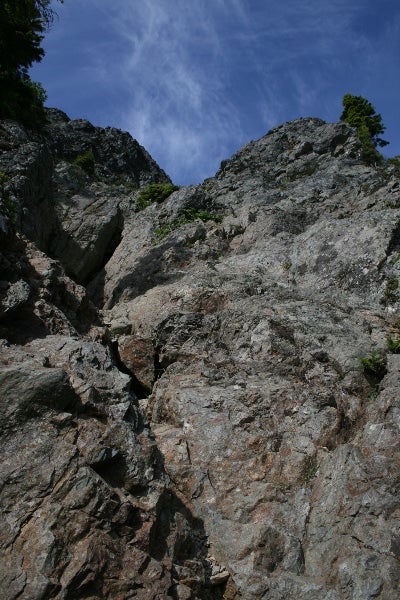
left=1, top=111, right=400, bottom=599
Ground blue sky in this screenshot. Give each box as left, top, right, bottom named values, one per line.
left=31, top=0, right=400, bottom=185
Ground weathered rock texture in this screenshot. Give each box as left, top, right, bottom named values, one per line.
left=1, top=111, right=400, bottom=599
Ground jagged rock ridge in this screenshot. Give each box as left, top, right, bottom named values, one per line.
left=1, top=111, right=400, bottom=599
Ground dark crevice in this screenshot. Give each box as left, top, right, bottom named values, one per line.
left=110, top=340, right=149, bottom=400
left=325, top=411, right=354, bottom=450
left=82, top=222, right=123, bottom=287
left=154, top=350, right=165, bottom=382
left=386, top=221, right=400, bottom=257
left=138, top=555, right=151, bottom=575
left=91, top=454, right=126, bottom=487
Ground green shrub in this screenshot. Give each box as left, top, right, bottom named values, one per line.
left=1, top=195, right=17, bottom=221
left=136, top=183, right=180, bottom=211
left=387, top=336, right=400, bottom=353
left=0, top=171, right=17, bottom=224
left=73, top=148, right=95, bottom=175
left=360, top=135, right=383, bottom=165
left=0, top=1, right=63, bottom=128
left=154, top=207, right=223, bottom=242
left=0, top=76, right=49, bottom=129
left=387, top=156, right=400, bottom=169
left=368, top=384, right=380, bottom=399
left=0, top=172, right=17, bottom=223
left=340, top=94, right=388, bottom=165
left=283, top=261, right=292, bottom=271
left=386, top=200, right=400, bottom=209
left=301, top=455, right=319, bottom=484
left=380, top=278, right=399, bottom=305
left=359, top=351, right=387, bottom=377
left=180, top=207, right=223, bottom=224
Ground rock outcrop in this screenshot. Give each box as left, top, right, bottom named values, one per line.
left=1, top=111, right=400, bottom=599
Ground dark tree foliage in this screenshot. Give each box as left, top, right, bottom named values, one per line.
left=340, top=94, right=389, bottom=164
left=0, top=0, right=63, bottom=128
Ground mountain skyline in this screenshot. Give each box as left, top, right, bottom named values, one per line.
left=31, top=0, right=400, bottom=185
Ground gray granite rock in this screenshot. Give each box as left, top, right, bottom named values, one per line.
left=104, top=118, right=400, bottom=598
left=1, top=113, right=400, bottom=599
left=0, top=109, right=170, bottom=283
left=0, top=113, right=230, bottom=599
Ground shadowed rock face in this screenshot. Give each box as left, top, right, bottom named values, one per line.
left=1, top=112, right=400, bottom=599
left=0, top=109, right=170, bottom=284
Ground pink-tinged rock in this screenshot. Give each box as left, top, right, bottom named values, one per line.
left=118, top=334, right=155, bottom=391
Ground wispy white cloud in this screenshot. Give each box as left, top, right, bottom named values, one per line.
left=39, top=0, right=400, bottom=182
left=85, top=0, right=248, bottom=183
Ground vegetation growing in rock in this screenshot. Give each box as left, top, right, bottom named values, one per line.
left=0, top=1, right=63, bottom=128
left=359, top=351, right=387, bottom=378
left=368, top=384, right=380, bottom=399
left=135, top=183, right=180, bottom=211
left=387, top=156, right=400, bottom=169
left=154, top=207, right=223, bottom=241
left=340, top=94, right=388, bottom=164
left=301, top=455, right=319, bottom=484
left=387, top=336, right=400, bottom=354
left=283, top=261, right=292, bottom=271
left=1, top=195, right=17, bottom=222
left=0, top=171, right=16, bottom=222
left=73, top=148, right=95, bottom=175
left=380, top=277, right=399, bottom=305
left=219, top=223, right=245, bottom=240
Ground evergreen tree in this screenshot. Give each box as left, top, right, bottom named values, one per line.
left=0, top=0, right=63, bottom=127
left=340, top=94, right=389, bottom=164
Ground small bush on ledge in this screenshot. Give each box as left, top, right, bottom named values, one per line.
left=135, top=183, right=180, bottom=212
left=380, top=278, right=399, bottom=306
left=359, top=351, right=387, bottom=378
left=387, top=336, right=400, bottom=354
left=73, top=148, right=95, bottom=175
left=154, top=207, right=223, bottom=242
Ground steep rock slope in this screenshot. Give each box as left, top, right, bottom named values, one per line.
left=102, top=118, right=400, bottom=599
left=0, top=113, right=228, bottom=600
left=1, top=113, right=400, bottom=599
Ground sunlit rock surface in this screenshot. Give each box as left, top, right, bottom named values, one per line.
left=1, top=111, right=400, bottom=599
